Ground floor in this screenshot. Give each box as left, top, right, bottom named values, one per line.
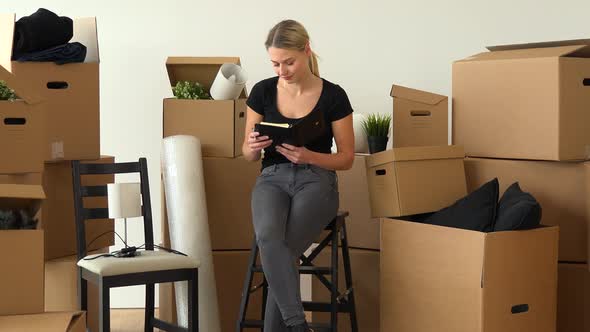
left=111, top=309, right=151, bottom=332
left=110, top=308, right=312, bottom=331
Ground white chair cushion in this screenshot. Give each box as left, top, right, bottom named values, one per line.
left=77, top=250, right=199, bottom=277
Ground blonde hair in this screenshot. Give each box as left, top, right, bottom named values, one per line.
left=265, top=19, right=320, bottom=77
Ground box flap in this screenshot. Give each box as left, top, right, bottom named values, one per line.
left=0, top=13, right=44, bottom=103
left=0, top=311, right=85, bottom=331
left=0, top=184, right=45, bottom=199
left=71, top=17, right=99, bottom=63
left=366, top=145, right=465, bottom=168
left=166, top=56, right=247, bottom=98
left=0, top=14, right=98, bottom=66
left=487, top=38, right=590, bottom=55
left=390, top=84, right=447, bottom=105
left=0, top=65, right=44, bottom=104
left=481, top=226, right=558, bottom=331
left=459, top=40, right=590, bottom=62
left=0, top=13, right=15, bottom=72
left=381, top=218, right=486, bottom=331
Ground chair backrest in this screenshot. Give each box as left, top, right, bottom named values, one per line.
left=71, top=158, right=154, bottom=260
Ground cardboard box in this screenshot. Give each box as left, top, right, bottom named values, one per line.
left=41, top=156, right=115, bottom=260
left=0, top=183, right=45, bottom=315
left=162, top=157, right=260, bottom=250
left=0, top=65, right=45, bottom=174
left=45, top=249, right=106, bottom=332
left=202, top=157, right=259, bottom=249
left=390, top=84, right=448, bottom=147
left=163, top=57, right=247, bottom=158
left=557, top=263, right=590, bottom=332
left=312, top=248, right=380, bottom=332
left=158, top=250, right=263, bottom=332
left=465, top=157, right=590, bottom=262
left=0, top=229, right=44, bottom=316
left=365, top=145, right=467, bottom=218
left=381, top=218, right=559, bottom=332
left=333, top=154, right=380, bottom=250
left=0, top=172, right=42, bottom=185
left=0, top=13, right=100, bottom=161
left=453, top=39, right=590, bottom=161
left=0, top=311, right=86, bottom=332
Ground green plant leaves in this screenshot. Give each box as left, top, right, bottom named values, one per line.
left=0, top=80, right=17, bottom=101
left=172, top=81, right=212, bottom=100
left=361, top=113, right=392, bottom=137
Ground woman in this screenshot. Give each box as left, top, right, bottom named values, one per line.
left=242, top=19, right=354, bottom=332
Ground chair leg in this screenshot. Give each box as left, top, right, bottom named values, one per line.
left=331, top=228, right=339, bottom=332
left=340, top=223, right=359, bottom=332
left=188, top=269, right=199, bottom=332
left=79, top=277, right=88, bottom=312
left=99, top=278, right=111, bottom=332
left=145, top=283, right=155, bottom=332
left=79, top=276, right=89, bottom=330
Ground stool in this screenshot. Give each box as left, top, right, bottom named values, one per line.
left=236, top=211, right=358, bottom=332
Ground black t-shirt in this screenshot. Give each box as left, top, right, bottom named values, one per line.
left=246, top=76, right=354, bottom=170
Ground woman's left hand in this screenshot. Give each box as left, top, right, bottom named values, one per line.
left=276, top=144, right=313, bottom=164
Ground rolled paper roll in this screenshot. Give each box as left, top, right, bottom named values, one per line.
left=210, top=63, right=247, bottom=100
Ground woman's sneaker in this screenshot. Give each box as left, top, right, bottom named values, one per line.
left=289, top=321, right=314, bottom=332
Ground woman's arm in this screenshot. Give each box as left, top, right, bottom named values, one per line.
left=242, top=107, right=272, bottom=162
left=276, top=113, right=355, bottom=170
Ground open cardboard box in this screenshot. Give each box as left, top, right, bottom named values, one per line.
left=390, top=84, right=448, bottom=147
left=0, top=183, right=45, bottom=316
left=0, top=311, right=86, bottom=332
left=0, top=13, right=100, bottom=161
left=40, top=156, right=115, bottom=260
left=0, top=65, right=45, bottom=174
left=453, top=39, right=590, bottom=161
left=163, top=57, right=247, bottom=158
left=365, top=145, right=467, bottom=218
left=45, top=248, right=106, bottom=332
left=465, top=157, right=590, bottom=262
left=381, top=218, right=559, bottom=332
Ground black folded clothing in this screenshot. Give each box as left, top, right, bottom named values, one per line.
left=15, top=42, right=87, bottom=65
left=12, top=8, right=73, bottom=59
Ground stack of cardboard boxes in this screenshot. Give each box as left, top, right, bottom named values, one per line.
left=0, top=13, right=112, bottom=332
left=159, top=57, right=263, bottom=332
left=312, top=85, right=452, bottom=331
left=454, top=39, right=590, bottom=332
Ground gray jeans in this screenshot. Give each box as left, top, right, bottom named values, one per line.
left=251, top=162, right=339, bottom=331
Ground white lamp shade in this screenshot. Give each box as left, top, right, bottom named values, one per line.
left=107, top=183, right=142, bottom=218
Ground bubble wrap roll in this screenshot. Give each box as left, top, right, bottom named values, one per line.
left=162, top=135, right=221, bottom=332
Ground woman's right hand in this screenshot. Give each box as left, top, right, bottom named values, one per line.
left=247, top=131, right=273, bottom=152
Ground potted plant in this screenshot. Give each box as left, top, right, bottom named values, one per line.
left=172, top=81, right=211, bottom=100
left=361, top=113, right=392, bottom=154
left=0, top=80, right=17, bottom=101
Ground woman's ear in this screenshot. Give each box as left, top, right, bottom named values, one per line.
left=304, top=42, right=312, bottom=56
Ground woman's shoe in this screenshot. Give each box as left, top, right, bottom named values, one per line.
left=289, top=321, right=314, bottom=332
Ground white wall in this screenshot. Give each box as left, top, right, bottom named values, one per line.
left=8, top=0, right=589, bottom=308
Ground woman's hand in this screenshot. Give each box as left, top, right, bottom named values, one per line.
left=276, top=143, right=313, bottom=164
left=247, top=131, right=272, bottom=152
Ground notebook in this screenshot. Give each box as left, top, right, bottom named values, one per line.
left=254, top=110, right=326, bottom=147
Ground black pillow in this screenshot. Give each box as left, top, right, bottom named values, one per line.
left=494, top=182, right=542, bottom=231
left=424, top=178, right=499, bottom=232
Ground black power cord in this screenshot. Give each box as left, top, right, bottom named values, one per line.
left=83, top=230, right=188, bottom=261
